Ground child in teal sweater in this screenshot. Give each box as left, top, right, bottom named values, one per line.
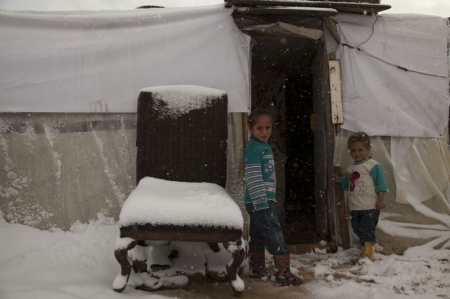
left=244, top=108, right=302, bottom=286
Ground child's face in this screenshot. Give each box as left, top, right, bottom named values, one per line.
left=249, top=115, right=272, bottom=143
left=349, top=141, right=370, bottom=162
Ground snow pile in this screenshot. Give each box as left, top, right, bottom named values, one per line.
left=0, top=212, right=233, bottom=298
left=300, top=246, right=450, bottom=299
left=118, top=177, right=244, bottom=229
left=113, top=240, right=232, bottom=292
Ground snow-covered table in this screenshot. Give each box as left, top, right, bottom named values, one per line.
left=113, top=177, right=245, bottom=294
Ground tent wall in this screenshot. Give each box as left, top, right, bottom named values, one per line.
left=326, top=14, right=450, bottom=254
left=336, top=14, right=450, bottom=138
left=0, top=113, right=245, bottom=230
left=0, top=6, right=251, bottom=113
left=333, top=129, right=450, bottom=254
left=0, top=113, right=135, bottom=230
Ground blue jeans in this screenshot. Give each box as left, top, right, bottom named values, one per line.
left=245, top=201, right=288, bottom=255
left=350, top=209, right=380, bottom=245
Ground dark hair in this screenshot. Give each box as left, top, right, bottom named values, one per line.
left=347, top=132, right=371, bottom=149
left=248, top=108, right=272, bottom=128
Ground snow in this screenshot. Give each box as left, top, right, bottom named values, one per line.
left=118, top=177, right=244, bottom=229
left=1, top=210, right=450, bottom=299
left=141, top=85, right=226, bottom=118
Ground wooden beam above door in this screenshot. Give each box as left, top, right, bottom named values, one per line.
left=225, top=0, right=391, bottom=15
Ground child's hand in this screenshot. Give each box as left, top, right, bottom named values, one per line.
left=376, top=192, right=385, bottom=210
left=331, top=174, right=340, bottom=183
left=376, top=198, right=385, bottom=210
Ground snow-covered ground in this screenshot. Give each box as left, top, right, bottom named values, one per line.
left=1, top=211, right=449, bottom=299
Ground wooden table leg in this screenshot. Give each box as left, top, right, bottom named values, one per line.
left=113, top=240, right=138, bottom=292
left=223, top=238, right=246, bottom=295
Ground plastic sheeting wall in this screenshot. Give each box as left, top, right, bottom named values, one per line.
left=0, top=113, right=245, bottom=230
left=329, top=15, right=450, bottom=254
left=0, top=5, right=251, bottom=113
left=336, top=14, right=450, bottom=138
left=333, top=129, right=450, bottom=254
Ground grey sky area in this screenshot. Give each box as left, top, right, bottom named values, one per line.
left=382, top=0, right=449, bottom=17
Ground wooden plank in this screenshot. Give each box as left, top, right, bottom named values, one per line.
left=125, top=231, right=242, bottom=243
left=233, top=7, right=337, bottom=17
left=120, top=223, right=242, bottom=243
left=242, top=112, right=249, bottom=148
left=328, top=59, right=344, bottom=124
left=334, top=165, right=350, bottom=249
left=226, top=0, right=391, bottom=14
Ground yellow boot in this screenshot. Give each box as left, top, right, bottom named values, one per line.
left=362, top=242, right=375, bottom=260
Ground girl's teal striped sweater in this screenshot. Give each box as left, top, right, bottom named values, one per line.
left=244, top=136, right=276, bottom=210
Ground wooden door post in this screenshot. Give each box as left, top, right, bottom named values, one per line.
left=242, top=112, right=249, bottom=148
left=334, top=165, right=350, bottom=249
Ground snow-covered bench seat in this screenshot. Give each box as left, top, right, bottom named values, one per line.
left=113, top=177, right=245, bottom=294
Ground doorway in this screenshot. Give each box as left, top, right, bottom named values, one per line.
left=284, top=70, right=319, bottom=244
left=250, top=34, right=325, bottom=244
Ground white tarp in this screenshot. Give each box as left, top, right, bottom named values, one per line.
left=334, top=129, right=450, bottom=253
left=0, top=5, right=251, bottom=113
left=336, top=14, right=450, bottom=138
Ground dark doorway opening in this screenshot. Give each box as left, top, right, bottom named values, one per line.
left=283, top=70, right=321, bottom=245
left=250, top=34, right=322, bottom=245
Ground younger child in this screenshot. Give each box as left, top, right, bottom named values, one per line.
left=244, top=108, right=303, bottom=286
left=332, top=132, right=387, bottom=259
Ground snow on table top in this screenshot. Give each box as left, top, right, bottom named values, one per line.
left=118, top=177, right=243, bottom=230
left=140, top=85, right=226, bottom=118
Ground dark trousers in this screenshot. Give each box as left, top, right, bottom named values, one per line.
left=350, top=209, right=380, bottom=245
left=245, top=201, right=288, bottom=255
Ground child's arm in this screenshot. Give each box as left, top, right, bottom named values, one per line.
left=244, top=148, right=269, bottom=211
left=332, top=174, right=349, bottom=190
left=376, top=192, right=385, bottom=210
left=369, top=164, right=388, bottom=210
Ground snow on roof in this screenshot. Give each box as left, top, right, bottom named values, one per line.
left=118, top=177, right=243, bottom=229
left=140, top=85, right=226, bottom=118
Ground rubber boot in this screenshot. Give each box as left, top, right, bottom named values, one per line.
left=248, top=251, right=269, bottom=278
left=362, top=242, right=375, bottom=260
left=273, top=252, right=303, bottom=287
